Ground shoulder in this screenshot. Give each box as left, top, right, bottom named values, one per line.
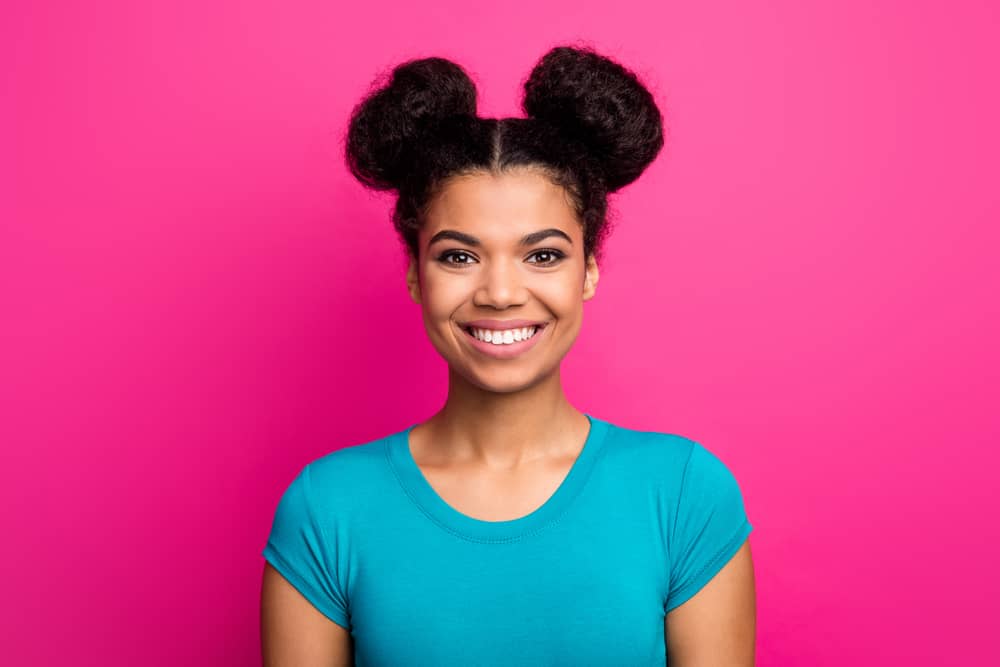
left=599, top=417, right=743, bottom=492
left=293, top=427, right=404, bottom=509
left=599, top=417, right=698, bottom=480
left=307, top=431, right=391, bottom=476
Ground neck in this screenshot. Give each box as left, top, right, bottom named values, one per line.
left=420, top=365, right=587, bottom=468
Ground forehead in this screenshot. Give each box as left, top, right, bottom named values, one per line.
left=423, top=169, right=580, bottom=239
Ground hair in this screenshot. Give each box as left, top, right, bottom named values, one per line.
left=344, top=44, right=664, bottom=266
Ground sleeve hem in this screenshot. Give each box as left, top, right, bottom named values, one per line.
left=664, top=520, right=753, bottom=613
left=263, top=544, right=351, bottom=630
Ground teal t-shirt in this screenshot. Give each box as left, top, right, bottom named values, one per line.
left=262, top=414, right=753, bottom=666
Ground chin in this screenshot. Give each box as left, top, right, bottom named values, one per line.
left=449, top=362, right=555, bottom=395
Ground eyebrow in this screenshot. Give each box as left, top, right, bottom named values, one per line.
left=427, top=228, right=573, bottom=248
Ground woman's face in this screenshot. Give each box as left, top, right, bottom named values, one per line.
left=406, top=168, right=599, bottom=394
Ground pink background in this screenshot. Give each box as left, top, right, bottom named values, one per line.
left=3, top=0, right=997, bottom=664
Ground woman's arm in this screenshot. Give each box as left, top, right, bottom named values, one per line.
left=665, top=540, right=756, bottom=666
left=261, top=562, right=353, bottom=666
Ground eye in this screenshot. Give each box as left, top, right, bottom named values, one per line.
left=437, top=250, right=477, bottom=266
left=526, top=249, right=566, bottom=266
left=435, top=249, right=566, bottom=267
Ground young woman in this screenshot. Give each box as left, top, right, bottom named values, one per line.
left=261, top=45, right=756, bottom=666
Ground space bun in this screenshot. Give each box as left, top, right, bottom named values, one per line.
left=344, top=46, right=666, bottom=262
left=345, top=57, right=479, bottom=192
left=522, top=45, right=664, bottom=192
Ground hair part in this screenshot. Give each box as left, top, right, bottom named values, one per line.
left=344, top=45, right=665, bottom=266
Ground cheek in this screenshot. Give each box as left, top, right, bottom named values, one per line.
left=420, top=271, right=466, bottom=318
left=537, top=273, right=585, bottom=315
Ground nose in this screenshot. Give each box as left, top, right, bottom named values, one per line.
left=472, top=258, right=527, bottom=309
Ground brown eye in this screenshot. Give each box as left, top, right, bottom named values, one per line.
left=437, top=250, right=477, bottom=265
left=526, top=249, right=566, bottom=266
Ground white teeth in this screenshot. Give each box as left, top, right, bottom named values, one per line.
left=469, top=326, right=538, bottom=345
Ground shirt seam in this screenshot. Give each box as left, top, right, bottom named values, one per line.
left=670, top=439, right=697, bottom=547
left=302, top=462, right=351, bottom=623
left=663, top=438, right=697, bottom=605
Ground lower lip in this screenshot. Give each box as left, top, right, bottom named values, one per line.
left=460, top=324, right=547, bottom=359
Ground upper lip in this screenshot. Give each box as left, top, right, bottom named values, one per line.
left=461, top=319, right=546, bottom=330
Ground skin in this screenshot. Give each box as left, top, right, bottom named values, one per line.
left=261, top=561, right=353, bottom=666
left=665, top=540, right=756, bottom=665
left=404, top=167, right=599, bottom=471
left=261, top=166, right=756, bottom=665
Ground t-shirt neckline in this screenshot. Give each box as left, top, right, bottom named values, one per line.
left=386, top=413, right=610, bottom=542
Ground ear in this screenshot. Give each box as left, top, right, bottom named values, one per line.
left=582, top=253, right=599, bottom=301
left=406, top=254, right=422, bottom=304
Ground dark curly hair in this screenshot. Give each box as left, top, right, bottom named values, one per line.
left=344, top=44, right=664, bottom=266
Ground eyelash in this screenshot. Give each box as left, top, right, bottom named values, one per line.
left=436, top=249, right=567, bottom=267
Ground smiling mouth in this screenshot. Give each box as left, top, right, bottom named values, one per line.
left=461, top=323, right=547, bottom=345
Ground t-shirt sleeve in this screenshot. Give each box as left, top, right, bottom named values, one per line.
left=262, top=463, right=350, bottom=629
left=664, top=440, right=754, bottom=613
